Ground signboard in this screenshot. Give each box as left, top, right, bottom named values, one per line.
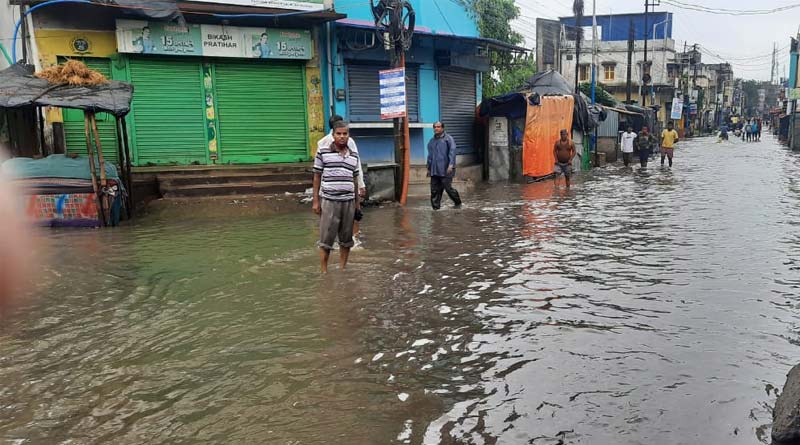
left=379, top=68, right=407, bottom=120
left=116, top=20, right=313, bottom=60
left=689, top=103, right=698, bottom=115
left=187, top=0, right=324, bottom=11
left=670, top=99, right=683, bottom=120
left=789, top=88, right=800, bottom=101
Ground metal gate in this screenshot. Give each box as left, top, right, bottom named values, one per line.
left=439, top=68, right=477, bottom=155
left=346, top=64, right=419, bottom=122
left=127, top=58, right=207, bottom=166
left=214, top=61, right=308, bottom=164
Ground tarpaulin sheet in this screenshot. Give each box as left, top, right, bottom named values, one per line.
left=523, top=95, right=574, bottom=178
left=1, top=155, right=120, bottom=181
left=94, top=0, right=181, bottom=21
left=0, top=64, right=133, bottom=117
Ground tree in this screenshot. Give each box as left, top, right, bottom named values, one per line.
left=459, top=0, right=533, bottom=98
left=579, top=82, right=616, bottom=107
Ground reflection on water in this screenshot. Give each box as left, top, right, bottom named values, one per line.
left=2, top=137, right=799, bottom=444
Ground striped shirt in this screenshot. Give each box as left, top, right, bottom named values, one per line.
left=313, top=144, right=360, bottom=201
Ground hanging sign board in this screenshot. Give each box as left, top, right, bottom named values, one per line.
left=379, top=68, right=407, bottom=120
left=670, top=99, right=683, bottom=120
left=188, top=0, right=324, bottom=11
left=116, top=20, right=313, bottom=60
left=789, top=88, right=800, bottom=101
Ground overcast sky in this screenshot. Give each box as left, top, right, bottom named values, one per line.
left=511, top=0, right=800, bottom=81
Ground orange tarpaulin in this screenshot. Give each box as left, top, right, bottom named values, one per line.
left=523, top=95, right=575, bottom=178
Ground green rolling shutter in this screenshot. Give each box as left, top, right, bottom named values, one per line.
left=214, top=61, right=308, bottom=164
left=128, top=58, right=207, bottom=166
left=61, top=58, right=119, bottom=163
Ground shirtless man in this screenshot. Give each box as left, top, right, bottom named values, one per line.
left=553, top=129, right=576, bottom=188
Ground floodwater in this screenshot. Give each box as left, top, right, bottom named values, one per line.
left=2, top=135, right=800, bottom=444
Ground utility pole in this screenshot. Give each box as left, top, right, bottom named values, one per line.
left=642, top=0, right=660, bottom=106
left=591, top=0, right=597, bottom=107
left=372, top=0, right=415, bottom=205
left=627, top=20, right=634, bottom=103
left=771, top=42, right=777, bottom=85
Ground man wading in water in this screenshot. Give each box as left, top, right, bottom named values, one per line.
left=553, top=129, right=576, bottom=188
left=312, top=121, right=361, bottom=273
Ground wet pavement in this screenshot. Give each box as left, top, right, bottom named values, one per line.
left=2, top=135, right=799, bottom=444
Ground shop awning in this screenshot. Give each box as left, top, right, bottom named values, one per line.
left=0, top=64, right=133, bottom=117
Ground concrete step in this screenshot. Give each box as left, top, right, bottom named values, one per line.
left=158, top=171, right=310, bottom=186
left=161, top=181, right=310, bottom=198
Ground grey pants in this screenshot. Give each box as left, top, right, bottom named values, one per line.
left=318, top=198, right=355, bottom=250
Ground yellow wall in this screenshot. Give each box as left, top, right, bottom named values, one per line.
left=35, top=29, right=117, bottom=66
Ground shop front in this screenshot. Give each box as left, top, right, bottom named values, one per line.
left=35, top=17, right=325, bottom=168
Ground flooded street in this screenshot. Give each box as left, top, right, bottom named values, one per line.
left=2, top=135, right=800, bottom=444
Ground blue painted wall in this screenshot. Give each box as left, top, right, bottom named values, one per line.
left=790, top=51, right=798, bottom=89
left=560, top=12, right=673, bottom=42
left=339, top=0, right=478, bottom=37
left=321, top=0, right=480, bottom=165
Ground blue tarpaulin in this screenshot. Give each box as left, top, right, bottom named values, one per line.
left=1, top=154, right=120, bottom=181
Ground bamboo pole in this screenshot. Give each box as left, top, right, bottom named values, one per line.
left=120, top=118, right=134, bottom=216
left=83, top=112, right=103, bottom=226
left=114, top=116, right=129, bottom=220
left=90, top=113, right=111, bottom=226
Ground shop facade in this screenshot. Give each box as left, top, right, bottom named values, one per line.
left=28, top=1, right=333, bottom=167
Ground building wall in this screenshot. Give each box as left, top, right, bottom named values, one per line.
left=322, top=1, right=481, bottom=165
left=0, top=0, right=21, bottom=69
left=560, top=39, right=676, bottom=88
left=560, top=12, right=672, bottom=42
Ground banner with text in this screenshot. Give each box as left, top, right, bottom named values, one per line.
left=379, top=68, right=406, bottom=120
left=670, top=99, right=683, bottom=120
left=116, top=20, right=313, bottom=60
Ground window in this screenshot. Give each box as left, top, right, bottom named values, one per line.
left=579, top=65, right=590, bottom=82
left=603, top=64, right=616, bottom=81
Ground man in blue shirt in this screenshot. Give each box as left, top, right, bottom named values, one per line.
left=426, top=121, right=462, bottom=210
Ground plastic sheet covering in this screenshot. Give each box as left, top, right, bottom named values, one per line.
left=0, top=64, right=133, bottom=117
left=1, top=154, right=120, bottom=181
left=94, top=0, right=181, bottom=20
left=523, top=95, right=574, bottom=178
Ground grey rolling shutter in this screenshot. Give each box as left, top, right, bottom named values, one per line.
left=439, top=68, right=477, bottom=155
left=346, top=64, right=418, bottom=122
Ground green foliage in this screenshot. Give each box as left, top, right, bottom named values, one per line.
left=579, top=83, right=617, bottom=107
left=459, top=0, right=532, bottom=98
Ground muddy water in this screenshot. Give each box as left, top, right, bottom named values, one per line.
left=2, top=136, right=799, bottom=444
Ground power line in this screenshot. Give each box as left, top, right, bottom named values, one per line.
left=662, top=0, right=800, bottom=15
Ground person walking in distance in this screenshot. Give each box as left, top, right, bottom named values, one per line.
left=427, top=122, right=462, bottom=210
left=636, top=126, right=657, bottom=168
left=312, top=120, right=361, bottom=273
left=620, top=126, right=637, bottom=168
left=660, top=121, right=680, bottom=168
left=553, top=129, right=576, bottom=188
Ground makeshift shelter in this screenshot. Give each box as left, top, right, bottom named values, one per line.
left=0, top=63, right=134, bottom=227
left=478, top=70, right=602, bottom=180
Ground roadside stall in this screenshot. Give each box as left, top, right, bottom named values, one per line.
left=0, top=62, right=134, bottom=228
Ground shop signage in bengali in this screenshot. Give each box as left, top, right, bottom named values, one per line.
left=379, top=68, right=407, bottom=120
left=116, top=20, right=313, bottom=60
left=187, top=0, right=324, bottom=11
left=670, top=99, right=683, bottom=120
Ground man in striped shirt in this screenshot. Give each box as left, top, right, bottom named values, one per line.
left=312, top=120, right=361, bottom=273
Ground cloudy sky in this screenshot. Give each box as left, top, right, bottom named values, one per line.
left=511, top=0, right=800, bottom=81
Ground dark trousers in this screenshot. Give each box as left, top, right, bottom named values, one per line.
left=622, top=152, right=632, bottom=167
left=430, top=176, right=461, bottom=209
left=638, top=148, right=649, bottom=167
